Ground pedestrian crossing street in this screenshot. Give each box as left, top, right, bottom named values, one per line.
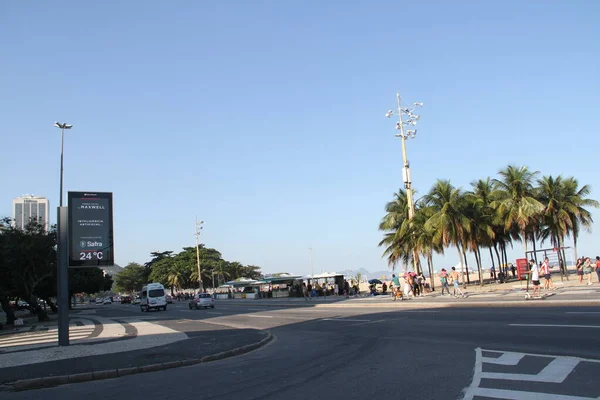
left=0, top=319, right=95, bottom=353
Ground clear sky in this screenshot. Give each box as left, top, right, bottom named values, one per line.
left=1, top=1, right=599, bottom=276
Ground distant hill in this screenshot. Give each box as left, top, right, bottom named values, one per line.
left=100, top=264, right=124, bottom=277
left=337, top=268, right=393, bottom=281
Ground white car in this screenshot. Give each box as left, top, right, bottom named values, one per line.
left=103, top=297, right=112, bottom=305
left=95, top=298, right=103, bottom=305
left=189, top=293, right=215, bottom=309
left=132, top=296, right=141, bottom=305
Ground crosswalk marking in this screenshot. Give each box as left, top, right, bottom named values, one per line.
left=462, top=348, right=600, bottom=400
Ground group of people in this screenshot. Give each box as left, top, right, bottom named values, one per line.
left=575, top=256, right=600, bottom=285
left=438, top=267, right=467, bottom=298
left=301, top=280, right=354, bottom=300
left=389, top=272, right=429, bottom=299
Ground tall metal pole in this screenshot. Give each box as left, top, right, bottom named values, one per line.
left=57, top=207, right=69, bottom=346
left=195, top=216, right=203, bottom=292
left=396, top=93, right=420, bottom=274
left=59, top=128, right=64, bottom=207
left=309, top=247, right=313, bottom=279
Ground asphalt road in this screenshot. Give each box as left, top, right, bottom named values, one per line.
left=3, top=301, right=599, bottom=400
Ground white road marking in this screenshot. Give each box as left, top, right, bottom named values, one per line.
left=510, top=324, right=600, bottom=329
left=462, top=348, right=600, bottom=400
left=347, top=319, right=386, bottom=326
left=243, top=314, right=273, bottom=319
left=206, top=312, right=223, bottom=315
left=321, top=318, right=371, bottom=322
left=566, top=312, right=600, bottom=314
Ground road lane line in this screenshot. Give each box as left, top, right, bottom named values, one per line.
left=566, top=312, right=600, bottom=314
left=510, top=324, right=600, bottom=329
left=321, top=318, right=371, bottom=322
left=465, top=387, right=593, bottom=400
left=243, top=314, right=273, bottom=318
left=347, top=319, right=386, bottom=326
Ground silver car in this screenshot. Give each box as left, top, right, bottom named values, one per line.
left=188, top=293, right=215, bottom=309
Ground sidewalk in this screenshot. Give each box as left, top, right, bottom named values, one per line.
left=216, top=278, right=600, bottom=308
left=0, top=310, right=271, bottom=391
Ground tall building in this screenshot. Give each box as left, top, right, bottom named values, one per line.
left=12, top=195, right=50, bottom=230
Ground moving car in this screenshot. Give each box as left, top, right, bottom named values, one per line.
left=103, top=297, right=112, bottom=305
left=95, top=298, right=103, bottom=305
left=120, top=295, right=132, bottom=304
left=165, top=294, right=173, bottom=304
left=189, top=293, right=215, bottom=309
left=132, top=296, right=141, bottom=305
left=140, top=283, right=167, bottom=312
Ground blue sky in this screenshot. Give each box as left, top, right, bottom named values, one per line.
left=1, top=1, right=599, bottom=276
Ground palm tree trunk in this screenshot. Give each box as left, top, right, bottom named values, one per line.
left=462, top=244, right=470, bottom=284
left=476, top=247, right=484, bottom=285
left=427, top=252, right=435, bottom=291
left=493, top=243, right=502, bottom=276
left=531, top=231, right=538, bottom=263
left=457, top=245, right=467, bottom=289
left=559, top=236, right=569, bottom=281
left=489, top=247, right=496, bottom=280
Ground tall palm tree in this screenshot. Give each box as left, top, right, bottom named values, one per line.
left=491, top=165, right=544, bottom=257
left=423, top=180, right=471, bottom=287
left=466, top=178, right=497, bottom=285
left=413, top=205, right=443, bottom=289
left=561, top=177, right=598, bottom=258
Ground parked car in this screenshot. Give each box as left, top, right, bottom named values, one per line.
left=189, top=293, right=215, bottom=309
left=132, top=296, right=141, bottom=305
left=120, top=295, right=132, bottom=304
left=103, top=297, right=112, bottom=305
left=95, top=298, right=103, bottom=305
left=165, top=294, right=173, bottom=304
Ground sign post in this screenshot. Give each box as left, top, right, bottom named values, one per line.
left=68, top=192, right=114, bottom=267
left=516, top=258, right=529, bottom=281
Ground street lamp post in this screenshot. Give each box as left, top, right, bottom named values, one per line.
left=385, top=93, right=423, bottom=274
left=53, top=121, right=72, bottom=347
left=54, top=122, right=73, bottom=207
left=309, top=247, right=314, bottom=279
left=194, top=217, right=204, bottom=292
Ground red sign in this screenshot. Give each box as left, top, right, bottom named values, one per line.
left=516, top=258, right=529, bottom=280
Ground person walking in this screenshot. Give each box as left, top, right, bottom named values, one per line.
left=595, top=256, right=600, bottom=284
left=541, top=257, right=555, bottom=290
left=450, top=267, right=466, bottom=298
left=583, top=257, right=594, bottom=285
left=576, top=257, right=585, bottom=283
left=439, top=269, right=450, bottom=296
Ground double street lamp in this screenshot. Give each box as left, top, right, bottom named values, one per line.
left=194, top=217, right=205, bottom=292
left=385, top=93, right=423, bottom=273
left=54, top=122, right=73, bottom=207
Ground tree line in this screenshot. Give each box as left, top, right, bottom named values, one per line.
left=114, top=246, right=263, bottom=294
left=379, top=165, right=598, bottom=287
left=0, top=218, right=113, bottom=323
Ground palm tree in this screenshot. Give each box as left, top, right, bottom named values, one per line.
left=379, top=189, right=415, bottom=272
left=491, top=165, right=544, bottom=257
left=423, top=180, right=471, bottom=287
left=413, top=206, right=443, bottom=289
left=538, top=176, right=598, bottom=271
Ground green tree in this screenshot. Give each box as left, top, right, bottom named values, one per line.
left=423, top=180, right=471, bottom=287
left=114, top=262, right=146, bottom=293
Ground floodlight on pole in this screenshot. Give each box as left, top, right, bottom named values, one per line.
left=384, top=92, right=423, bottom=274
left=53, top=122, right=73, bottom=207
left=194, top=217, right=205, bottom=292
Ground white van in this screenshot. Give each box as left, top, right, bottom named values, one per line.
left=140, top=283, right=168, bottom=312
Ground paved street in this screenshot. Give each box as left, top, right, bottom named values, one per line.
left=1, top=300, right=598, bottom=399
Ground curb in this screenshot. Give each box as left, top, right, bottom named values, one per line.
left=315, top=299, right=600, bottom=309
left=10, top=331, right=273, bottom=392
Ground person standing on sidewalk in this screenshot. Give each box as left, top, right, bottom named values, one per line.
left=450, top=267, right=466, bottom=298
left=595, top=256, right=600, bottom=284
left=541, top=257, right=556, bottom=290
left=439, top=269, right=450, bottom=296
left=528, top=259, right=542, bottom=298
left=576, top=257, right=585, bottom=283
